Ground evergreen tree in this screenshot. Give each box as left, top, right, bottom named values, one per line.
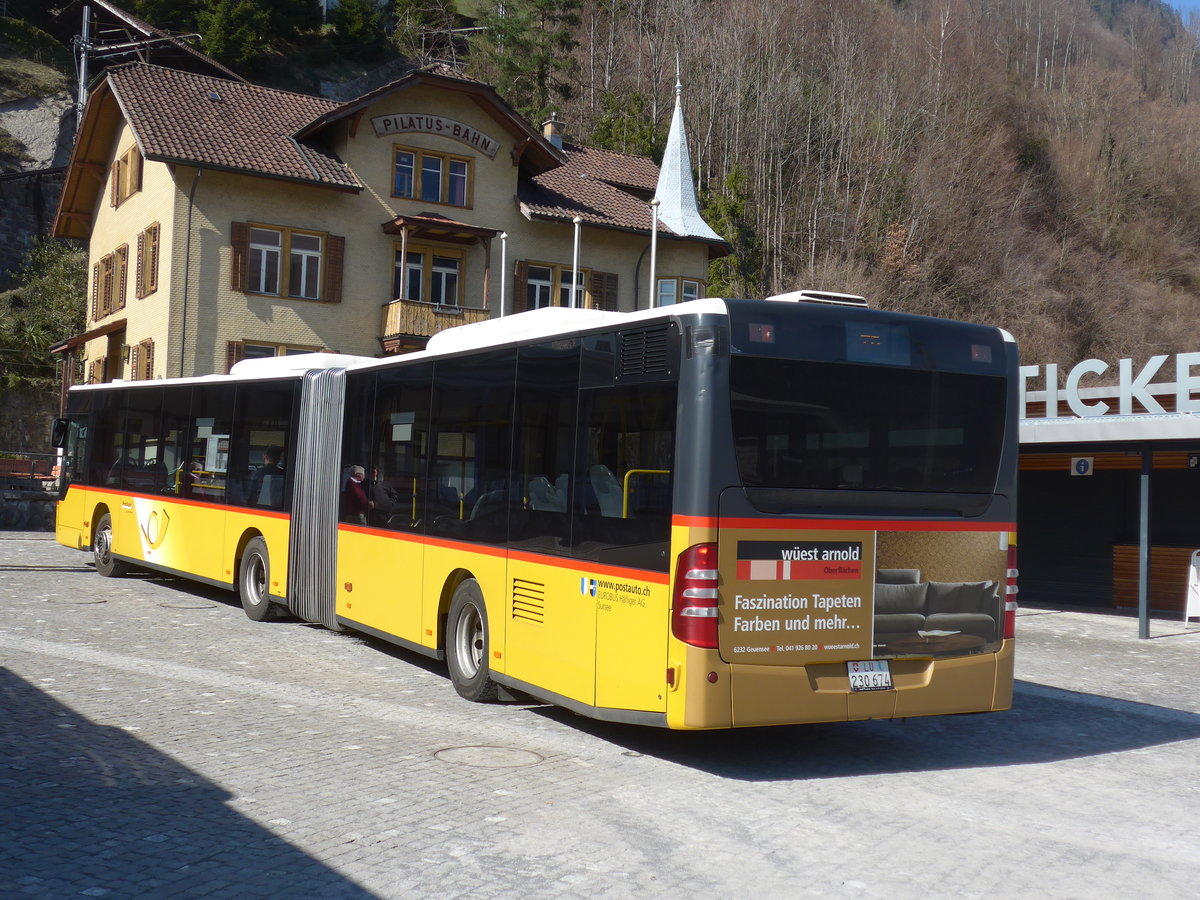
left=125, top=0, right=202, bottom=34
left=702, top=167, right=762, bottom=298
left=588, top=91, right=664, bottom=162
left=470, top=0, right=581, bottom=122
left=333, top=0, right=389, bottom=58
left=196, top=0, right=319, bottom=66
left=197, top=0, right=271, bottom=66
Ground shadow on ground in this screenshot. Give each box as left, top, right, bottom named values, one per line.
left=527, top=679, right=1200, bottom=781
left=0, top=668, right=378, bottom=899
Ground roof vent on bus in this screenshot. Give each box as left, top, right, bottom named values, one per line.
left=764, top=290, right=868, bottom=308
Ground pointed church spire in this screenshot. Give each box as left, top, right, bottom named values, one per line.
left=654, top=68, right=722, bottom=243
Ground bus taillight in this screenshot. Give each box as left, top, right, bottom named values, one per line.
left=1004, top=544, right=1019, bottom=640
left=673, top=543, right=720, bottom=649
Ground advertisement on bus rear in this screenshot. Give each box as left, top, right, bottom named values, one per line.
left=718, top=527, right=1008, bottom=664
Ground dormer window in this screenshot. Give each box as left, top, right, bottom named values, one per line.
left=393, top=145, right=471, bottom=207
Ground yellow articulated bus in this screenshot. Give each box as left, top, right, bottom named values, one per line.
left=53, top=295, right=1019, bottom=728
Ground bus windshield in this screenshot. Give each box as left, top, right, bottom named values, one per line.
left=730, top=355, right=1007, bottom=494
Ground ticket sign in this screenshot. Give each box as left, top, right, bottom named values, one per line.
left=718, top=529, right=876, bottom=665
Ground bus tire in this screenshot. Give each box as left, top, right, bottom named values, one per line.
left=446, top=579, right=499, bottom=702
left=93, top=512, right=129, bottom=577
left=238, top=537, right=279, bottom=622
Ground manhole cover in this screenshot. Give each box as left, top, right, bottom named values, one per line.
left=434, top=746, right=543, bottom=768
left=158, top=601, right=218, bottom=609
left=47, top=598, right=106, bottom=605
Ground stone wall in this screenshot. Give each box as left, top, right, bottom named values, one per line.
left=0, top=384, right=59, bottom=453
left=0, top=168, right=65, bottom=283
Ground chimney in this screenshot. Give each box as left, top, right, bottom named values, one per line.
left=541, top=112, right=564, bottom=150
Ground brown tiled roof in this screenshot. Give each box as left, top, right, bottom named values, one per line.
left=107, top=63, right=361, bottom=190
left=521, top=163, right=659, bottom=233
left=559, top=141, right=659, bottom=194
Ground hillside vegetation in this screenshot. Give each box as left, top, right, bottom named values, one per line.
left=6, top=0, right=1200, bottom=367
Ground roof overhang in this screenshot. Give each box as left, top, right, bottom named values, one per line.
left=53, top=80, right=122, bottom=240
left=49, top=318, right=128, bottom=355
left=1020, top=414, right=1200, bottom=446
left=382, top=213, right=498, bottom=244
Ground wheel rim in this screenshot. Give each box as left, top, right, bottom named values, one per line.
left=94, top=524, right=112, bottom=565
left=244, top=554, right=266, bottom=606
left=453, top=602, right=484, bottom=678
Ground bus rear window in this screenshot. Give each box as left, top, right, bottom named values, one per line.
left=730, top=356, right=1006, bottom=494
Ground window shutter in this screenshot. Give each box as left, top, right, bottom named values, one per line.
left=135, top=231, right=146, bottom=299
left=110, top=162, right=119, bottom=207
left=129, top=344, right=140, bottom=381
left=115, top=245, right=128, bottom=310
left=324, top=234, right=345, bottom=303
left=230, top=222, right=249, bottom=291
left=589, top=271, right=619, bottom=311
left=91, top=262, right=100, bottom=321
left=144, top=340, right=154, bottom=380
left=147, top=223, right=160, bottom=294
left=225, top=340, right=245, bottom=374
left=133, top=146, right=143, bottom=194
left=514, top=260, right=529, bottom=313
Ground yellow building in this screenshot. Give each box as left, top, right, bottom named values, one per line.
left=51, top=62, right=726, bottom=385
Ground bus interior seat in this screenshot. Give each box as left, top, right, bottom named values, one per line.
left=528, top=475, right=564, bottom=511
left=589, top=464, right=623, bottom=517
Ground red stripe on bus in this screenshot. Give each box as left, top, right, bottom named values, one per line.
left=337, top=524, right=670, bottom=584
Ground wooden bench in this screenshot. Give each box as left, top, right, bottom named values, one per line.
left=1112, top=545, right=1194, bottom=613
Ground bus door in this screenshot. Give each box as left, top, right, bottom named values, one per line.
left=336, top=367, right=429, bottom=646
left=582, top=381, right=675, bottom=714
left=505, top=340, right=596, bottom=703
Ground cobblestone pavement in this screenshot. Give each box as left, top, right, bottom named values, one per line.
left=1, top=533, right=1198, bottom=899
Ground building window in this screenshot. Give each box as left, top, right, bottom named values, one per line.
left=131, top=339, right=154, bottom=381
left=394, top=245, right=463, bottom=306
left=92, top=246, right=130, bottom=321
left=111, top=145, right=142, bottom=207
left=527, top=265, right=554, bottom=309
left=225, top=340, right=322, bottom=373
left=136, top=223, right=160, bottom=298
left=232, top=222, right=344, bottom=303
left=656, top=277, right=703, bottom=307
left=393, top=145, right=472, bottom=207
left=289, top=233, right=322, bottom=300
left=249, top=227, right=282, bottom=294
left=519, top=261, right=590, bottom=310
left=114, top=245, right=128, bottom=311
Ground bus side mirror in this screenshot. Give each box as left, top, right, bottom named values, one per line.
left=50, top=418, right=69, bottom=449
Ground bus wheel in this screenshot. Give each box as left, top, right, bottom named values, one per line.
left=238, top=537, right=278, bottom=622
left=447, top=579, right=499, bottom=702
left=93, top=512, right=129, bottom=577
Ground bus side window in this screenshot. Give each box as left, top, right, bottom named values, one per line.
left=366, top=363, right=431, bottom=532
left=510, top=340, right=579, bottom=555
left=426, top=351, right=515, bottom=545
left=572, top=384, right=675, bottom=571
left=88, top=391, right=125, bottom=487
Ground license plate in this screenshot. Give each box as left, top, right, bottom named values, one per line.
left=847, top=660, right=892, bottom=692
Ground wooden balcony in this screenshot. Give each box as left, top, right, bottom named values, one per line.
left=381, top=300, right=491, bottom=352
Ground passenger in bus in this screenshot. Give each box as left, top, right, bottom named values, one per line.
left=181, top=460, right=203, bottom=498
left=342, top=465, right=369, bottom=524
left=369, top=466, right=397, bottom=525
left=249, top=446, right=284, bottom=508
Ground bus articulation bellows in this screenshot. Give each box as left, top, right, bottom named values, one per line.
left=53, top=295, right=1019, bottom=729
